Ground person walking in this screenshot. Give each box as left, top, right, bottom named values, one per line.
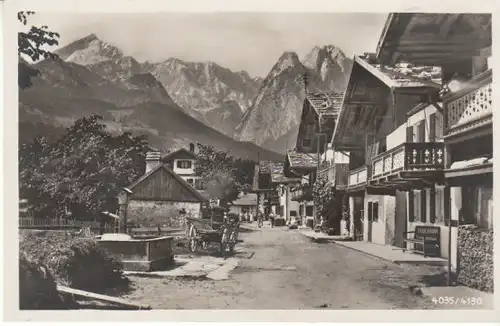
left=269, top=212, right=275, bottom=228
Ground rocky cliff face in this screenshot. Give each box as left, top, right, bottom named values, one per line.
left=140, top=58, right=262, bottom=136
left=53, top=34, right=263, bottom=137
left=235, top=46, right=352, bottom=153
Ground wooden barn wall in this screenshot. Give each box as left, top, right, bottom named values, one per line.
left=130, top=168, right=200, bottom=202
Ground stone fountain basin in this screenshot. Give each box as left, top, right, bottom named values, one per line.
left=97, top=233, right=174, bottom=272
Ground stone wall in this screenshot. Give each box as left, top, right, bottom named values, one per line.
left=457, top=225, right=494, bottom=293
left=127, top=200, right=201, bottom=228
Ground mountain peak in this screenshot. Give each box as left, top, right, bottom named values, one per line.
left=302, top=45, right=347, bottom=71
left=271, top=51, right=303, bottom=75
left=55, top=34, right=124, bottom=65
left=82, top=33, right=99, bottom=42
left=278, top=51, right=300, bottom=63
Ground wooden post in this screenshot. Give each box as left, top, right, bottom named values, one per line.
left=118, top=189, right=130, bottom=234
left=444, top=185, right=452, bottom=285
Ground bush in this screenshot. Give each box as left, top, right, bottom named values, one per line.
left=19, top=252, right=77, bottom=310
left=20, top=230, right=125, bottom=293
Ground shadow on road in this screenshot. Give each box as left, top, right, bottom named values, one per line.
left=418, top=271, right=457, bottom=287
left=237, top=226, right=258, bottom=233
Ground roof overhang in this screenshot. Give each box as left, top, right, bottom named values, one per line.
left=331, top=59, right=387, bottom=151
left=376, top=13, right=492, bottom=66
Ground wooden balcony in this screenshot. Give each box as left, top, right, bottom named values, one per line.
left=443, top=70, right=492, bottom=141
left=347, top=166, right=368, bottom=192
left=318, top=162, right=349, bottom=190
left=369, top=142, right=445, bottom=190
left=291, top=184, right=313, bottom=202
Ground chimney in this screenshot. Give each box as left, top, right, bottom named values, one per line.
left=189, top=143, right=195, bottom=153
left=145, top=151, right=161, bottom=173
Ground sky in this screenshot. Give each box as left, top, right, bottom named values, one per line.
left=25, top=12, right=388, bottom=78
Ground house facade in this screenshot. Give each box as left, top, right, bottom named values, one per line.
left=376, top=13, right=493, bottom=292
left=286, top=151, right=317, bottom=227
left=252, top=160, right=300, bottom=224
left=317, top=143, right=350, bottom=235
left=118, top=151, right=207, bottom=230
left=332, top=53, right=443, bottom=247
left=229, top=192, right=258, bottom=216
left=286, top=92, right=346, bottom=230
left=161, top=143, right=204, bottom=191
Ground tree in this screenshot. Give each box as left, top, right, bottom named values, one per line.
left=18, top=11, right=60, bottom=89
left=19, top=115, right=150, bottom=219
left=195, top=144, right=255, bottom=204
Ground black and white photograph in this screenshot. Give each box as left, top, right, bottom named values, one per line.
left=3, top=1, right=497, bottom=320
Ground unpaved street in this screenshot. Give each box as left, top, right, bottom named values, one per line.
left=122, top=224, right=450, bottom=309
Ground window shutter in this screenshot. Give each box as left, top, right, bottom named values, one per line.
left=430, top=186, right=436, bottom=223
left=406, top=126, right=413, bottom=142
left=417, top=120, right=426, bottom=142
left=421, top=189, right=427, bottom=223
left=368, top=202, right=373, bottom=222
left=408, top=190, right=414, bottom=222
left=429, top=113, right=436, bottom=142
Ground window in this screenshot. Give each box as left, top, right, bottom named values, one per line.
left=176, top=160, right=192, bottom=169
left=463, top=186, right=493, bottom=229
left=195, top=179, right=205, bottom=190
left=186, top=178, right=194, bottom=185
left=478, top=187, right=493, bottom=230
left=290, top=210, right=297, bottom=217
left=306, top=206, right=314, bottom=216
left=413, top=190, right=421, bottom=222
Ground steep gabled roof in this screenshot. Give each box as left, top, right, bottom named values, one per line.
left=161, top=148, right=197, bottom=161
left=259, top=161, right=284, bottom=174
left=287, top=151, right=318, bottom=170
left=354, top=55, right=442, bottom=89
left=127, top=163, right=207, bottom=202
left=306, top=92, right=344, bottom=117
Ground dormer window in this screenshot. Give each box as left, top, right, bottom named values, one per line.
left=177, top=160, right=192, bottom=169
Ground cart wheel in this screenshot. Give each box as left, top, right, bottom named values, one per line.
left=188, top=225, right=198, bottom=252
left=201, top=240, right=209, bottom=250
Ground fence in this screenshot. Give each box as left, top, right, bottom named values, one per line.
left=18, top=218, right=116, bottom=232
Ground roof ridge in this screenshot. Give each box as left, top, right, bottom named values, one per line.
left=126, top=163, right=206, bottom=202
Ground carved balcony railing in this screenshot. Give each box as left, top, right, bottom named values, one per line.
left=444, top=69, right=492, bottom=137
left=319, top=163, right=349, bottom=189
left=335, top=163, right=350, bottom=188
left=348, top=166, right=368, bottom=188
left=370, top=142, right=445, bottom=179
